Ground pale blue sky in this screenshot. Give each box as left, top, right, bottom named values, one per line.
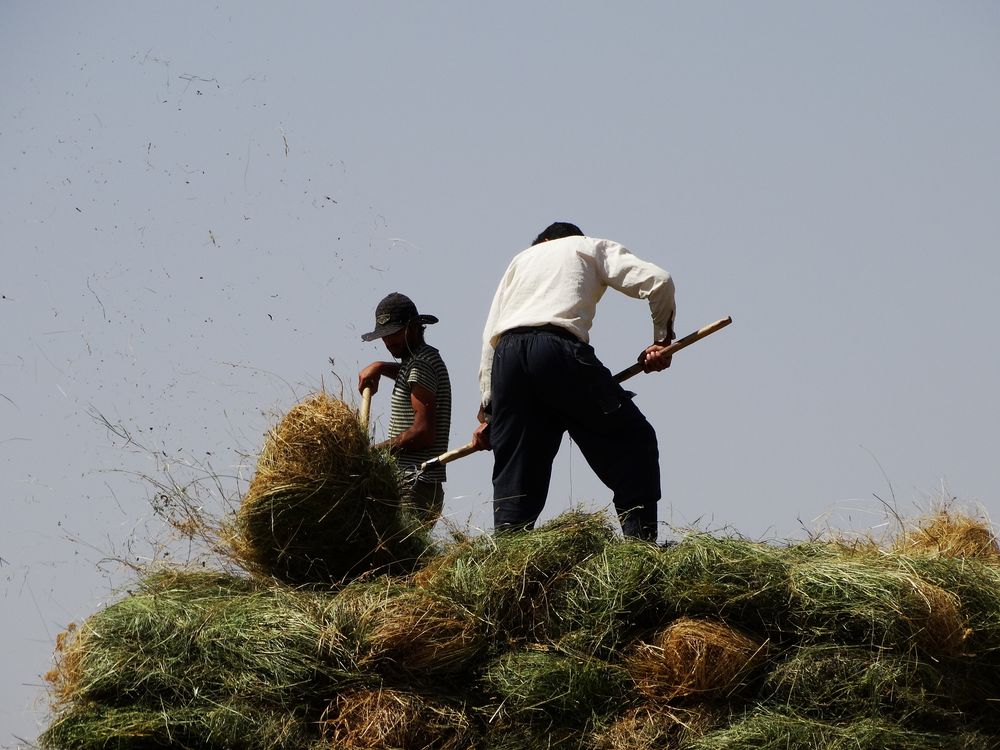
left=2, top=2, right=999, bottom=743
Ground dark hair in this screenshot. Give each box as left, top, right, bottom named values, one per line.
left=532, top=221, right=584, bottom=246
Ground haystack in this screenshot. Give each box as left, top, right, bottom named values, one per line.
left=762, top=644, right=963, bottom=727
left=417, top=511, right=616, bottom=639
left=481, top=645, right=629, bottom=725
left=319, top=687, right=473, bottom=750
left=40, top=702, right=312, bottom=750
left=552, top=539, right=670, bottom=656
left=658, top=534, right=792, bottom=633
left=788, top=556, right=968, bottom=656
left=228, top=392, right=430, bottom=584
left=316, top=580, right=487, bottom=681
left=899, top=553, right=1000, bottom=663
left=45, top=568, right=337, bottom=708
left=626, top=617, right=767, bottom=702
left=358, top=589, right=486, bottom=678
left=590, top=704, right=721, bottom=750
left=40, top=508, right=1000, bottom=749
left=894, top=510, right=1000, bottom=559
left=686, top=709, right=996, bottom=750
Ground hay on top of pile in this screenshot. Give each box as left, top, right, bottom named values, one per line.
left=40, top=494, right=1000, bottom=750
left=227, top=391, right=431, bottom=585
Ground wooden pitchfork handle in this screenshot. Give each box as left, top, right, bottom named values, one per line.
left=419, top=441, right=478, bottom=474
left=613, top=316, right=732, bottom=383
left=419, top=316, right=732, bottom=473
left=359, top=386, right=373, bottom=433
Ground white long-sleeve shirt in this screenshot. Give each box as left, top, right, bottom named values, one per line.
left=479, top=235, right=675, bottom=405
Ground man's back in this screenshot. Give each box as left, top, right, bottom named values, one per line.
left=480, top=234, right=674, bottom=406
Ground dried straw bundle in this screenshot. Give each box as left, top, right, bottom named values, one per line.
left=316, top=579, right=487, bottom=680
left=763, top=644, right=962, bottom=727
left=894, top=510, right=1000, bottom=559
left=417, top=511, right=616, bottom=639
left=229, top=393, right=429, bottom=584
left=359, top=589, right=486, bottom=678
left=320, top=687, right=473, bottom=750
left=590, top=704, right=720, bottom=750
left=39, top=701, right=313, bottom=750
left=480, top=646, right=630, bottom=724
left=788, top=557, right=968, bottom=656
left=626, top=617, right=766, bottom=702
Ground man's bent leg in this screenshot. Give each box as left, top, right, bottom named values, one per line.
left=569, top=397, right=661, bottom=542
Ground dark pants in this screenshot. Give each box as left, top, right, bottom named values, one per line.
left=490, top=327, right=660, bottom=541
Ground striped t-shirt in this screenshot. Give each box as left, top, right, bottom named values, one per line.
left=388, top=343, right=452, bottom=483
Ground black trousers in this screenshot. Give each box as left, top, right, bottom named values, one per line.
left=490, top=327, right=660, bottom=541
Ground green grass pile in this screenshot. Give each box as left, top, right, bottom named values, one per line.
left=685, top=709, right=997, bottom=750
left=415, top=511, right=616, bottom=639
left=47, top=568, right=341, bottom=707
left=41, top=508, right=1000, bottom=749
left=480, top=645, right=629, bottom=725
left=657, top=534, right=792, bottom=633
left=318, top=581, right=488, bottom=683
left=39, top=702, right=313, bottom=750
left=550, top=539, right=670, bottom=655
left=787, top=555, right=968, bottom=655
left=900, top=554, right=1000, bottom=657
left=41, top=568, right=361, bottom=750
left=762, top=644, right=964, bottom=726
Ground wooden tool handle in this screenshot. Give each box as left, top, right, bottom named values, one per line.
left=359, top=386, right=373, bottom=432
left=613, top=316, right=732, bottom=384
left=420, top=441, right=479, bottom=472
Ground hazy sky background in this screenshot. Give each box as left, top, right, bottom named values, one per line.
left=3, top=2, right=999, bottom=743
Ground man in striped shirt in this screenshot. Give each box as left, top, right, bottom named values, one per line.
left=359, top=292, right=452, bottom=528
left=472, top=222, right=675, bottom=541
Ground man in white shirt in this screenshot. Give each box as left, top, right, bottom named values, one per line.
left=472, top=222, right=675, bottom=541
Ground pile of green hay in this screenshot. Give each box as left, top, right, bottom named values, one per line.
left=41, top=503, right=1000, bottom=749
left=413, top=510, right=616, bottom=639
left=227, top=392, right=431, bottom=584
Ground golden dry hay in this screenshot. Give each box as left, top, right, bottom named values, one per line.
left=44, top=623, right=83, bottom=706
left=319, top=687, right=472, bottom=750
left=894, top=511, right=1000, bottom=560
left=591, top=704, right=720, bottom=750
left=228, top=392, right=423, bottom=584
left=910, top=577, right=970, bottom=656
left=409, top=545, right=460, bottom=590
left=626, top=618, right=767, bottom=702
left=245, top=392, right=370, bottom=501
left=360, top=590, right=485, bottom=676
